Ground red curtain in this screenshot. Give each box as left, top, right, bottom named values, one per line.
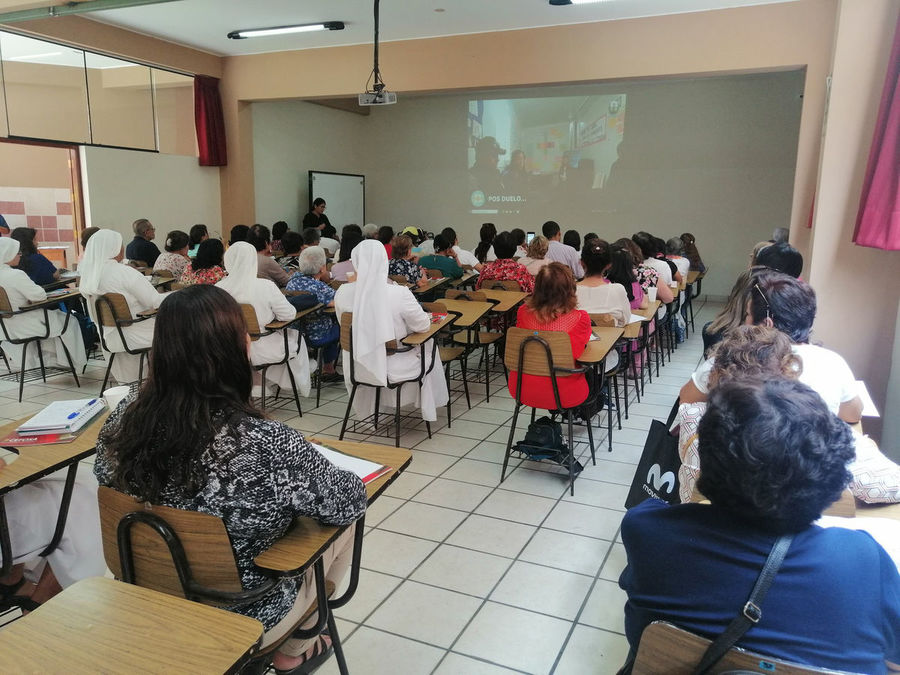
left=194, top=75, right=227, bottom=167
left=853, top=12, right=900, bottom=249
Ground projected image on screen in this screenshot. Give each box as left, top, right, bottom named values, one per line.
left=467, top=94, right=626, bottom=219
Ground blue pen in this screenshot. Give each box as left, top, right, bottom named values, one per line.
left=67, top=399, right=98, bottom=420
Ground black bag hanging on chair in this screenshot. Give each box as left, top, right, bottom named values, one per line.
left=624, top=400, right=681, bottom=508
left=515, top=416, right=584, bottom=474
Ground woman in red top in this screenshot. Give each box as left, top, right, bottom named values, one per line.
left=509, top=262, right=591, bottom=410
left=475, top=231, right=535, bottom=293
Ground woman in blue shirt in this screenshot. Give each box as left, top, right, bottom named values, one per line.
left=11, top=227, right=59, bottom=286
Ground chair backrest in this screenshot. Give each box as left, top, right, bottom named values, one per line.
left=240, top=303, right=262, bottom=341
left=424, top=268, right=443, bottom=279
left=98, top=486, right=243, bottom=604
left=339, top=312, right=353, bottom=352
left=589, top=313, right=616, bottom=327
left=504, top=327, right=575, bottom=376
left=632, top=621, right=839, bottom=674
left=96, top=293, right=135, bottom=328
left=154, top=269, right=174, bottom=279
left=128, top=260, right=148, bottom=269
left=0, top=287, right=11, bottom=315
left=822, top=488, right=856, bottom=518
left=481, top=279, right=521, bottom=291
left=389, top=274, right=410, bottom=285
left=445, top=289, right=488, bottom=302
left=329, top=279, right=346, bottom=291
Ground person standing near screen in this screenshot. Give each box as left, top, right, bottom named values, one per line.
left=302, top=198, right=336, bottom=239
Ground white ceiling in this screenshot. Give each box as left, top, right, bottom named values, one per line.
left=86, top=0, right=797, bottom=57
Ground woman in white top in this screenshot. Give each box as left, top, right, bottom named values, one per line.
left=334, top=240, right=448, bottom=422
left=80, top=229, right=164, bottom=384
left=0, top=238, right=86, bottom=374
left=517, top=235, right=553, bottom=277
left=216, top=242, right=311, bottom=397
left=575, top=240, right=631, bottom=326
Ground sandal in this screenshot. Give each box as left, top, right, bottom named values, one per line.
left=274, top=633, right=333, bottom=675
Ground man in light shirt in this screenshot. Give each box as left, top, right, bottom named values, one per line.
left=441, top=227, right=483, bottom=271
left=542, top=220, right=583, bottom=279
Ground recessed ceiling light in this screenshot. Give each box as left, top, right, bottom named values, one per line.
left=227, top=21, right=345, bottom=40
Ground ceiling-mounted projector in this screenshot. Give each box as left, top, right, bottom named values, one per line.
left=360, top=0, right=397, bottom=107
left=359, top=87, right=397, bottom=106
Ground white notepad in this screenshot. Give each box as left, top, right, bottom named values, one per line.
left=17, top=398, right=106, bottom=435
left=311, top=443, right=391, bottom=484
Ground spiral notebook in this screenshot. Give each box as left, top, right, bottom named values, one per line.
left=17, top=398, right=107, bottom=436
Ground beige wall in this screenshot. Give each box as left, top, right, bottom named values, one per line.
left=0, top=140, right=70, bottom=187
left=807, top=0, right=900, bottom=448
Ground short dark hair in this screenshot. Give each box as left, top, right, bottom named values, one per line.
left=492, top=231, right=516, bottom=259
left=440, top=227, right=457, bottom=245
left=164, top=230, right=189, bottom=252
left=281, top=231, right=303, bottom=255
left=631, top=232, right=656, bottom=259
left=433, top=233, right=452, bottom=253
left=542, top=221, right=560, bottom=239
left=563, top=230, right=581, bottom=251
left=581, top=239, right=612, bottom=277
left=80, top=226, right=100, bottom=249
left=510, top=228, right=526, bottom=246
left=245, top=224, right=270, bottom=252
left=312, top=198, right=326, bottom=208
left=749, top=270, right=816, bottom=343
left=272, top=221, right=289, bottom=240
left=302, top=228, right=321, bottom=247
left=228, top=225, right=249, bottom=246
left=342, top=224, right=362, bottom=239
left=377, top=226, right=394, bottom=245
left=337, top=231, right=362, bottom=262
left=697, top=379, right=854, bottom=533
left=191, top=238, right=225, bottom=271
left=756, top=242, right=803, bottom=278
left=189, top=224, right=208, bottom=246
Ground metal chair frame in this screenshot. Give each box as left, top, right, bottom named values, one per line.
left=241, top=305, right=305, bottom=418
left=94, top=293, right=152, bottom=395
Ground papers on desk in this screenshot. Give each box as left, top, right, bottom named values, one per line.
left=45, top=289, right=71, bottom=298
left=856, top=381, right=879, bottom=417
left=17, top=398, right=106, bottom=436
left=312, top=442, right=392, bottom=484
left=627, top=313, right=646, bottom=325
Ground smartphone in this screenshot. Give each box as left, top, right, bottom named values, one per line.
left=526, top=231, right=535, bottom=244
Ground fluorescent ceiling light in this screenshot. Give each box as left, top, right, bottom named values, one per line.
left=227, top=22, right=344, bottom=40
left=6, top=51, right=62, bottom=61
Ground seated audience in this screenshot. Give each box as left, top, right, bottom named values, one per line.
left=153, top=230, right=190, bottom=279
left=419, top=234, right=465, bottom=280
left=362, top=223, right=379, bottom=239
left=94, top=284, right=365, bottom=673
left=632, top=232, right=674, bottom=287
left=188, top=224, right=208, bottom=258
left=319, top=234, right=339, bottom=258
left=620, top=378, right=900, bottom=673
left=575, top=239, right=631, bottom=326
left=476, top=231, right=534, bottom=293
left=11, top=227, right=59, bottom=285
left=700, top=267, right=764, bottom=355
left=286, top=247, right=341, bottom=380
left=510, top=228, right=527, bottom=258
left=518, top=235, right=552, bottom=276
left=680, top=232, right=705, bottom=273
left=509, top=263, right=590, bottom=409
left=275, top=231, right=303, bottom=270
left=270, top=220, right=288, bottom=254
left=377, top=226, right=394, bottom=258
left=342, top=224, right=362, bottom=238
left=563, top=229, right=581, bottom=253
left=614, top=238, right=673, bottom=304
left=749, top=240, right=771, bottom=267
left=331, top=231, right=362, bottom=282
left=441, top=227, right=482, bottom=270
left=80, top=229, right=164, bottom=383
left=388, top=235, right=427, bottom=287
left=606, top=245, right=647, bottom=310
left=77, top=226, right=100, bottom=265
left=216, top=242, right=311, bottom=397
left=756, top=241, right=803, bottom=278
left=334, top=240, right=449, bottom=422
left=125, top=218, right=160, bottom=267
left=543, top=220, right=583, bottom=279
left=228, top=224, right=249, bottom=247
left=301, top=227, right=321, bottom=250
left=474, top=222, right=497, bottom=264
left=247, top=224, right=290, bottom=287
left=0, top=237, right=86, bottom=373
left=180, top=238, right=226, bottom=286
left=665, top=237, right=691, bottom=279
left=681, top=270, right=863, bottom=423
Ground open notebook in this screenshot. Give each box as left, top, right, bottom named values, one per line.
left=311, top=442, right=392, bottom=484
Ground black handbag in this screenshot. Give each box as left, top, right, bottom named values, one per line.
left=624, top=400, right=681, bottom=508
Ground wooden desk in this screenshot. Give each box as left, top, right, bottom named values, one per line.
left=265, top=304, right=323, bottom=330
left=580, top=327, right=624, bottom=363
left=449, top=271, right=478, bottom=288
left=855, top=501, right=900, bottom=522
left=402, top=314, right=454, bottom=346
left=27, top=289, right=81, bottom=309
left=438, top=298, right=493, bottom=328
left=412, top=277, right=450, bottom=295
left=254, top=440, right=412, bottom=575
left=150, top=275, right=176, bottom=289
left=478, top=289, right=527, bottom=313
left=623, top=300, right=660, bottom=339
left=0, top=577, right=262, bottom=674
left=686, top=270, right=700, bottom=285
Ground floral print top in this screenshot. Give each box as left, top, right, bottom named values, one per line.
left=180, top=265, right=227, bottom=286
left=475, top=258, right=535, bottom=294
left=388, top=258, right=425, bottom=284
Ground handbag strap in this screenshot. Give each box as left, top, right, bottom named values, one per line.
left=692, top=534, right=794, bottom=675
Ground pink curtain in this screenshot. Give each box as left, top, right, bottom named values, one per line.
left=194, top=76, right=227, bottom=167
left=853, top=12, right=900, bottom=249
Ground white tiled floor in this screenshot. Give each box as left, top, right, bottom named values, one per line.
left=0, top=299, right=717, bottom=674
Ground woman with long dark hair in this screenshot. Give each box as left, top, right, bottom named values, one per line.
left=188, top=224, right=208, bottom=258
left=11, top=227, right=59, bottom=285
left=474, top=222, right=497, bottom=263
left=606, top=245, right=647, bottom=310
left=575, top=239, right=630, bottom=326
left=94, top=285, right=366, bottom=673
left=180, top=238, right=226, bottom=286
left=330, top=230, right=362, bottom=281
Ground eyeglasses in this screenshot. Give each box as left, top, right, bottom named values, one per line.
left=753, top=283, right=772, bottom=321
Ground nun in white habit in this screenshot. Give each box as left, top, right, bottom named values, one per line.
left=80, top=229, right=164, bottom=384
left=334, top=239, right=448, bottom=422
left=216, top=242, right=311, bottom=396
left=0, top=237, right=86, bottom=373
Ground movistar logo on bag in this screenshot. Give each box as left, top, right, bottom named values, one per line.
left=644, top=464, right=676, bottom=497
